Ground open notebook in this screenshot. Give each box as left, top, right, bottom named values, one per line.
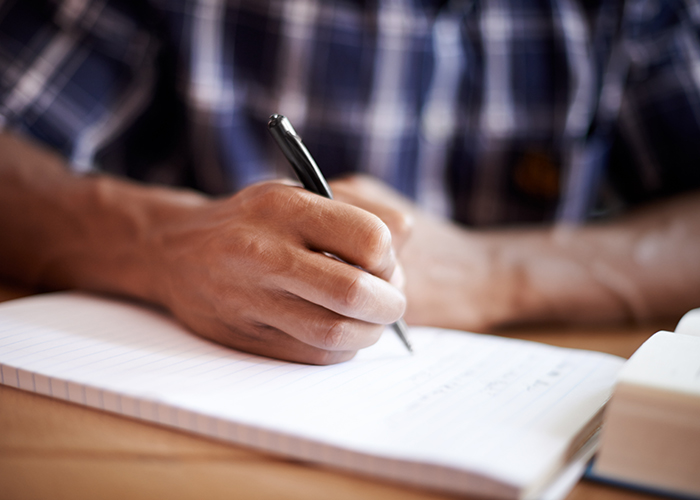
left=0, top=292, right=624, bottom=500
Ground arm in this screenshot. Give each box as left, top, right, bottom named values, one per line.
left=0, top=132, right=408, bottom=364
left=332, top=176, right=700, bottom=330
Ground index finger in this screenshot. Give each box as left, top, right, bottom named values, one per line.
left=294, top=191, right=398, bottom=282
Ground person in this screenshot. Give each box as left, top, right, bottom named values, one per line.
left=1, top=0, right=699, bottom=364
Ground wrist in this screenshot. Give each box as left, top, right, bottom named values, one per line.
left=90, top=176, right=209, bottom=307
left=463, top=230, right=533, bottom=329
left=495, top=226, right=634, bottom=326
left=33, top=172, right=209, bottom=307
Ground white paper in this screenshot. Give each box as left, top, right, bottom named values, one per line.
left=0, top=292, right=624, bottom=498
left=675, top=308, right=700, bottom=336
left=618, top=331, right=700, bottom=396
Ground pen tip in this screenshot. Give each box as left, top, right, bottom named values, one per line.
left=392, top=320, right=413, bottom=354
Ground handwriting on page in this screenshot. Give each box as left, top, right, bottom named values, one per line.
left=0, top=292, right=623, bottom=490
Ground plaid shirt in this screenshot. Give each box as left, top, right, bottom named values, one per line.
left=1, top=0, right=699, bottom=226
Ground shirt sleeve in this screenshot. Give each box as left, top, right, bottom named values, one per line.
left=606, top=0, right=700, bottom=206
left=0, top=0, right=159, bottom=172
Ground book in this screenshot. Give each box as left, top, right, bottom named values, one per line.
left=590, top=309, right=700, bottom=498
left=0, top=292, right=624, bottom=500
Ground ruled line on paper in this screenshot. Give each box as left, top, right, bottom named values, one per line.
left=0, top=292, right=625, bottom=495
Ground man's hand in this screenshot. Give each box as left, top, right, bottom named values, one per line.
left=150, top=182, right=407, bottom=364
left=332, top=175, right=700, bottom=330
left=0, top=133, right=408, bottom=364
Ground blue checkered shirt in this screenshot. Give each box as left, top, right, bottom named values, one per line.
left=1, top=0, right=699, bottom=226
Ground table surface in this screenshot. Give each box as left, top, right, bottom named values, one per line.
left=0, top=283, right=672, bottom=500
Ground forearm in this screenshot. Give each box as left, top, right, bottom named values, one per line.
left=0, top=131, right=205, bottom=302
left=506, top=192, right=700, bottom=324
left=401, top=190, right=700, bottom=329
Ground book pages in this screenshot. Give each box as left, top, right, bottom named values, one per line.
left=675, top=308, right=700, bottom=337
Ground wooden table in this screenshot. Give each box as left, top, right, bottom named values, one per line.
left=0, top=284, right=673, bottom=500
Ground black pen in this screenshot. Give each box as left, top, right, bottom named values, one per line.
left=267, top=114, right=413, bottom=353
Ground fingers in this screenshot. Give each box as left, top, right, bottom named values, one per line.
left=390, top=261, right=406, bottom=291
left=358, top=199, right=413, bottom=251
left=231, top=182, right=401, bottom=281
left=158, top=181, right=408, bottom=365
left=294, top=193, right=400, bottom=282
left=247, top=291, right=386, bottom=352
left=336, top=194, right=413, bottom=252
left=329, top=175, right=414, bottom=252
left=203, top=316, right=358, bottom=365
left=270, top=246, right=406, bottom=324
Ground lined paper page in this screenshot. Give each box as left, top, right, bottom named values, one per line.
left=0, top=292, right=624, bottom=497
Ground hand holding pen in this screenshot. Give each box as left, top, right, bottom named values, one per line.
left=268, top=114, right=413, bottom=353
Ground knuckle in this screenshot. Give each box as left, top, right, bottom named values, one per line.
left=248, top=182, right=313, bottom=219
left=322, top=318, right=352, bottom=350
left=230, top=231, right=269, bottom=263
left=228, top=232, right=291, bottom=278
left=360, top=219, right=393, bottom=269
left=391, top=211, right=414, bottom=240
left=340, top=274, right=369, bottom=312
left=255, top=183, right=294, bottom=212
